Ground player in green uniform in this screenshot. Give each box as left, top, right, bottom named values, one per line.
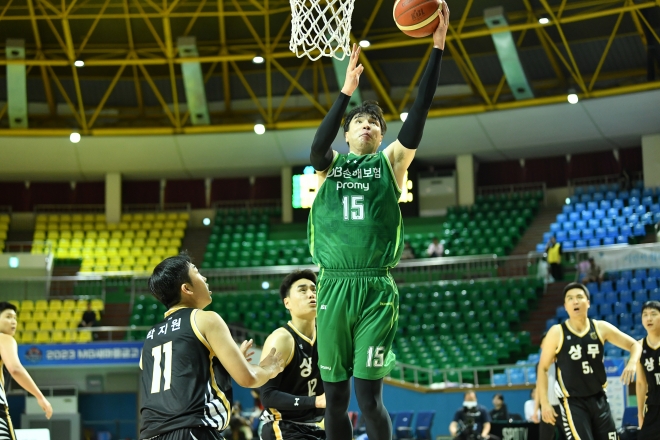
left=307, top=3, right=450, bottom=440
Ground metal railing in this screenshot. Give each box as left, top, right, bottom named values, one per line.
left=477, top=181, right=546, bottom=201
left=3, top=241, right=53, bottom=254
left=211, top=199, right=281, bottom=211
left=567, top=174, right=629, bottom=193
left=122, top=203, right=191, bottom=213
left=34, top=204, right=106, bottom=214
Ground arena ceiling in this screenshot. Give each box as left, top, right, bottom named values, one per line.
left=0, top=0, right=659, bottom=137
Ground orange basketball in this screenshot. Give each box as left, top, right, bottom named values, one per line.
left=393, top=0, right=442, bottom=38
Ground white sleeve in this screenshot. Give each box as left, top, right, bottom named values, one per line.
left=524, top=400, right=534, bottom=421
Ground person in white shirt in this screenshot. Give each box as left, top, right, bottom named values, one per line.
left=426, top=237, right=444, bottom=257
left=533, top=361, right=564, bottom=440
left=524, top=387, right=540, bottom=422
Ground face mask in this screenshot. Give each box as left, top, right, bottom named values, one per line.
left=463, top=401, right=477, bottom=408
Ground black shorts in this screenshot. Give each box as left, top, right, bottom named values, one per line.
left=143, top=427, right=223, bottom=440
left=261, top=421, right=325, bottom=440
left=559, top=393, right=616, bottom=440
left=540, top=405, right=565, bottom=440
left=0, top=408, right=16, bottom=440
left=638, top=404, right=660, bottom=440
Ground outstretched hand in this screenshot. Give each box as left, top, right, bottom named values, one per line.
left=240, top=339, right=255, bottom=363
left=433, top=1, right=450, bottom=50
left=259, top=347, right=284, bottom=379
left=340, top=43, right=364, bottom=96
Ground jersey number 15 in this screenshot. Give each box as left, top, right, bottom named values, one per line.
left=342, top=196, right=364, bottom=221
left=151, top=342, right=173, bottom=393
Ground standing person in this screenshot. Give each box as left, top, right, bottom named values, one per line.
left=306, top=3, right=450, bottom=440
left=545, top=237, right=562, bottom=283
left=259, top=270, right=326, bottom=440
left=139, top=255, right=284, bottom=440
left=0, top=302, right=52, bottom=438
left=636, top=300, right=660, bottom=440
left=537, top=283, right=641, bottom=440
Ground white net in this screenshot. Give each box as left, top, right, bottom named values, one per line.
left=289, top=0, right=355, bottom=61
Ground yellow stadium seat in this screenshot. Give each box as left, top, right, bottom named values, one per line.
left=35, top=223, right=46, bottom=231
left=96, top=238, right=108, bottom=248
left=133, top=265, right=147, bottom=273
left=77, top=331, right=93, bottom=343
left=59, top=223, right=71, bottom=232
left=0, top=231, right=6, bottom=240
left=8, top=300, right=20, bottom=311
left=71, top=222, right=83, bottom=231
left=166, top=213, right=178, bottom=221
left=61, top=228, right=72, bottom=238
left=34, top=231, right=46, bottom=240
left=95, top=214, right=106, bottom=222
left=72, top=214, right=83, bottom=223
left=117, top=248, right=129, bottom=258
left=51, top=330, right=65, bottom=343
left=143, top=248, right=155, bottom=257
left=152, top=221, right=164, bottom=230
left=33, top=311, right=46, bottom=321
left=141, top=221, right=153, bottom=230
left=54, top=321, right=69, bottom=331
left=145, top=238, right=158, bottom=247
left=47, top=214, right=59, bottom=222
left=69, top=319, right=80, bottom=329
left=120, top=238, right=133, bottom=247
left=148, top=230, right=161, bottom=238
left=73, top=231, right=85, bottom=239
left=173, top=229, right=185, bottom=239
left=47, top=231, right=59, bottom=240
left=169, top=238, right=182, bottom=248
left=95, top=256, right=109, bottom=265
left=30, top=246, right=43, bottom=255
left=129, top=221, right=140, bottom=230
left=76, top=299, right=88, bottom=310
left=21, top=299, right=34, bottom=312
left=36, top=214, right=48, bottom=222
left=123, top=256, right=136, bottom=266
left=134, top=238, right=146, bottom=247
left=135, top=230, right=147, bottom=239
left=19, top=311, right=32, bottom=321
left=157, top=238, right=169, bottom=247
left=106, top=247, right=119, bottom=257
left=107, top=223, right=118, bottom=231
left=35, top=331, right=51, bottom=344
left=16, top=322, right=24, bottom=332
left=137, top=256, right=150, bottom=266
left=90, top=299, right=104, bottom=312
left=133, top=213, right=145, bottom=221
left=175, top=220, right=187, bottom=229
left=109, top=238, right=121, bottom=248
left=149, top=256, right=162, bottom=265
left=98, top=231, right=109, bottom=240
left=58, top=238, right=71, bottom=248
left=69, top=249, right=82, bottom=259
left=71, top=238, right=83, bottom=247
left=130, top=247, right=142, bottom=257
left=119, top=265, right=133, bottom=272
left=83, top=214, right=94, bottom=223
left=144, top=213, right=156, bottom=221
left=93, top=248, right=106, bottom=258
left=161, top=230, right=173, bottom=238
left=178, top=212, right=190, bottom=221
left=121, top=213, right=132, bottom=222
left=40, top=321, right=54, bottom=331
left=83, top=223, right=94, bottom=231
left=166, top=247, right=178, bottom=256
left=124, top=230, right=135, bottom=239
left=55, top=249, right=70, bottom=259
left=25, top=322, right=39, bottom=332
left=106, top=265, right=120, bottom=272
left=109, top=257, right=122, bottom=266
left=153, top=247, right=167, bottom=257
left=155, top=212, right=167, bottom=221
left=95, top=222, right=107, bottom=231
left=79, top=266, right=93, bottom=274
left=46, top=311, right=59, bottom=321
left=93, top=265, right=107, bottom=273
left=164, top=221, right=175, bottom=229
left=62, top=300, right=76, bottom=311
left=110, top=231, right=123, bottom=239
left=21, top=331, right=35, bottom=344
left=86, top=231, right=99, bottom=239
left=83, top=238, right=96, bottom=248
left=118, top=222, right=129, bottom=230
left=35, top=300, right=48, bottom=311
left=60, top=310, right=73, bottom=320
left=49, top=299, right=62, bottom=310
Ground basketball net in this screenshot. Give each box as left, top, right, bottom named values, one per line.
left=289, top=0, right=355, bottom=61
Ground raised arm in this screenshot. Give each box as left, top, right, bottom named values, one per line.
left=537, top=325, right=561, bottom=424
left=597, top=320, right=642, bottom=384
left=310, top=44, right=363, bottom=173
left=0, top=334, right=52, bottom=419
left=196, top=310, right=283, bottom=388
left=384, top=1, right=449, bottom=188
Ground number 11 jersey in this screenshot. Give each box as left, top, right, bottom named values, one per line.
left=309, top=152, right=403, bottom=270
left=139, top=308, right=232, bottom=439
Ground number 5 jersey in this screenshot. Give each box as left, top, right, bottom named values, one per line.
left=139, top=308, right=233, bottom=439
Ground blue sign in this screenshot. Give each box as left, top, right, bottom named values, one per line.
left=19, top=342, right=143, bottom=367
left=604, top=357, right=625, bottom=376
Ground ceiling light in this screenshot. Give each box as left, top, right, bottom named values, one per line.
left=567, top=93, right=579, bottom=104
left=254, top=123, right=266, bottom=135
left=359, top=40, right=371, bottom=48
left=400, top=112, right=408, bottom=122
left=252, top=56, right=264, bottom=64
left=70, top=132, right=81, bottom=143
left=202, top=217, right=211, bottom=226
left=538, top=17, right=549, bottom=24
left=74, top=60, right=84, bottom=67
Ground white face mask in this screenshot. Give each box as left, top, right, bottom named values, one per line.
left=463, top=401, right=477, bottom=408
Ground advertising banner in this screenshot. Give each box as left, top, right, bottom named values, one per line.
left=18, top=342, right=143, bottom=367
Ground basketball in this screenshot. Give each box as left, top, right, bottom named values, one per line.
left=394, top=0, right=442, bottom=38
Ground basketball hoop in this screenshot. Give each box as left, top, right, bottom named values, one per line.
left=289, top=0, right=355, bottom=61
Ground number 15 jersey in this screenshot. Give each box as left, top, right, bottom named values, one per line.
left=139, top=308, right=232, bottom=439
left=309, top=152, right=404, bottom=270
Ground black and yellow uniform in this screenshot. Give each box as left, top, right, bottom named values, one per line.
left=260, top=323, right=325, bottom=440
left=639, top=337, right=660, bottom=440
left=554, top=320, right=616, bottom=440
left=0, top=359, right=16, bottom=440
left=140, top=308, right=232, bottom=439
left=309, top=152, right=401, bottom=382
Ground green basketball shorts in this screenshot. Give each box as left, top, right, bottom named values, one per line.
left=316, top=268, right=399, bottom=382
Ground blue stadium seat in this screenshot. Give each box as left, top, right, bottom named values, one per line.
left=646, top=278, right=658, bottom=290
left=598, top=303, right=613, bottom=316
left=601, top=218, right=614, bottom=228
left=605, top=191, right=617, bottom=201
left=619, top=225, right=632, bottom=237
left=563, top=241, right=574, bottom=251
left=642, top=188, right=654, bottom=198
left=492, top=374, right=507, bottom=386
left=617, top=279, right=629, bottom=290
left=619, top=290, right=633, bottom=304
left=592, top=193, right=604, bottom=202
left=536, top=243, right=546, bottom=253
left=610, top=183, right=621, bottom=192
left=619, top=314, right=633, bottom=328
left=588, top=239, right=601, bottom=248
left=576, top=220, right=587, bottom=230
left=569, top=195, right=579, bottom=204
left=594, top=228, right=606, bottom=239
left=630, top=279, right=643, bottom=291
left=633, top=224, right=645, bottom=237
left=606, top=226, right=618, bottom=238
left=601, top=281, right=614, bottom=293
left=612, top=199, right=624, bottom=209
left=642, top=212, right=654, bottom=225
left=510, top=371, right=525, bottom=385
left=591, top=293, right=605, bottom=306
left=614, top=303, right=627, bottom=314
left=588, top=219, right=600, bottom=229
left=650, top=268, right=660, bottom=279
left=393, top=411, right=414, bottom=440
left=582, top=229, right=594, bottom=240
left=606, top=346, right=623, bottom=357
left=562, top=221, right=574, bottom=231
left=556, top=307, right=569, bottom=319
left=631, top=301, right=643, bottom=314
left=598, top=184, right=609, bottom=193
left=586, top=282, right=599, bottom=294
left=562, top=204, right=573, bottom=214
left=622, top=206, right=633, bottom=217
left=605, top=292, right=617, bottom=304
left=546, top=318, right=558, bottom=331
left=556, top=231, right=567, bottom=242
left=550, top=223, right=561, bottom=232
left=569, top=230, right=580, bottom=241
left=527, top=369, right=537, bottom=384
left=581, top=211, right=593, bottom=221
left=575, top=187, right=584, bottom=195
left=629, top=213, right=640, bottom=225
left=413, top=411, right=436, bottom=440
left=631, top=186, right=642, bottom=195
left=575, top=240, right=587, bottom=250
left=575, top=202, right=586, bottom=212
left=587, top=185, right=597, bottom=194
left=587, top=202, right=598, bottom=211
left=569, top=212, right=580, bottom=222
left=603, top=314, right=617, bottom=324
left=651, top=288, right=660, bottom=301
left=629, top=197, right=640, bottom=208
left=580, top=194, right=591, bottom=203
left=634, top=269, right=648, bottom=279
left=607, top=207, right=619, bottom=218
left=600, top=200, right=611, bottom=210
left=594, top=209, right=605, bottom=220
left=557, top=213, right=567, bottom=223
left=528, top=354, right=541, bottom=363
left=603, top=237, right=615, bottom=246
left=634, top=290, right=649, bottom=302
left=651, top=204, right=660, bottom=214
left=642, top=196, right=654, bottom=207
left=616, top=236, right=628, bottom=244
left=543, top=232, right=553, bottom=242
left=615, top=217, right=626, bottom=227
left=636, top=205, right=646, bottom=215
left=618, top=191, right=629, bottom=200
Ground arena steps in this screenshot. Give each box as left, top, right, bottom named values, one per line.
left=520, top=282, right=567, bottom=345
left=509, top=205, right=562, bottom=256
left=180, top=227, right=212, bottom=265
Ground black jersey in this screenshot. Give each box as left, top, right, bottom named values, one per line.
left=641, top=337, right=660, bottom=406
left=260, top=323, right=324, bottom=423
left=139, top=308, right=232, bottom=439
left=555, top=319, right=606, bottom=398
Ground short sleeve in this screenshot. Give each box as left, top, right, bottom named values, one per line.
left=453, top=410, right=463, bottom=422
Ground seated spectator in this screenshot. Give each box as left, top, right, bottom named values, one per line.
left=401, top=241, right=416, bottom=260
left=576, top=259, right=591, bottom=283
left=524, top=387, right=540, bottom=423
left=78, top=303, right=97, bottom=328
left=490, top=394, right=509, bottom=422
left=426, top=237, right=444, bottom=257
left=228, top=401, right=254, bottom=440
left=582, top=258, right=602, bottom=284
left=449, top=391, right=499, bottom=440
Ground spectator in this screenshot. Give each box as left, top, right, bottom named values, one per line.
left=427, top=237, right=444, bottom=257
left=524, top=387, right=540, bottom=422
left=228, top=401, right=253, bottom=440
left=490, top=393, right=509, bottom=422
left=78, top=303, right=97, bottom=328
left=576, top=259, right=591, bottom=283
left=545, top=236, right=562, bottom=282
left=449, top=391, right=499, bottom=440
left=582, top=258, right=602, bottom=284
left=401, top=241, right=416, bottom=260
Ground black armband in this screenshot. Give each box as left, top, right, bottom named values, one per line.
left=260, top=387, right=316, bottom=411
left=397, top=48, right=443, bottom=150
left=310, top=92, right=351, bottom=171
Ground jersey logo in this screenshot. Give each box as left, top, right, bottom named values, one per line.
left=294, top=398, right=300, bottom=407
left=569, top=345, right=582, bottom=360
left=656, top=373, right=660, bottom=385
left=587, top=344, right=600, bottom=359
left=299, top=344, right=304, bottom=349
left=320, top=305, right=327, bottom=310
left=300, top=357, right=312, bottom=378
left=567, top=335, right=571, bottom=340
left=645, top=357, right=655, bottom=372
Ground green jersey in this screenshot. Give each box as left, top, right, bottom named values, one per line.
left=308, top=151, right=404, bottom=269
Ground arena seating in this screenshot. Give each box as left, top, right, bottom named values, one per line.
left=544, top=267, right=660, bottom=356
left=31, top=212, right=189, bottom=274
left=537, top=183, right=660, bottom=252
left=0, top=213, right=9, bottom=252
left=12, top=298, right=104, bottom=344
